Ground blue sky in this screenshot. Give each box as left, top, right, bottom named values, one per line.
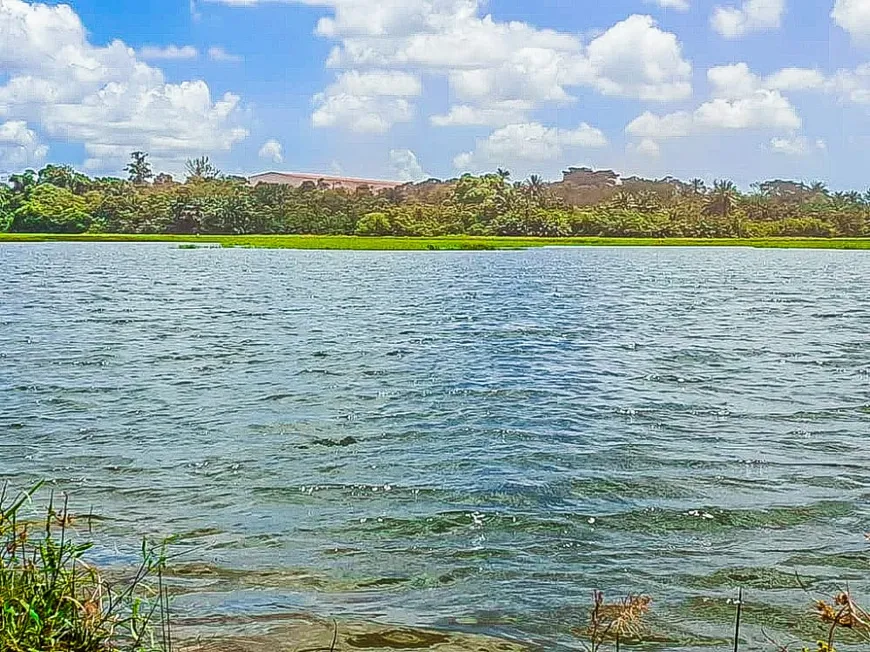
left=2, top=0, right=870, bottom=188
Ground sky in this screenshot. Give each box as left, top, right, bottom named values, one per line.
left=2, top=0, right=870, bottom=188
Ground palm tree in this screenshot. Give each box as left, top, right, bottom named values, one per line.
left=125, top=151, right=153, bottom=185
left=496, top=168, right=511, bottom=181
left=809, top=181, right=829, bottom=198
left=524, top=174, right=547, bottom=206
left=689, top=178, right=707, bottom=195
left=704, top=179, right=739, bottom=218
left=185, top=156, right=221, bottom=181
left=844, top=190, right=863, bottom=206
left=610, top=191, right=637, bottom=211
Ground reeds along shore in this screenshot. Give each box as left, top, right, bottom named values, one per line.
left=0, top=483, right=171, bottom=652
left=1, top=484, right=867, bottom=652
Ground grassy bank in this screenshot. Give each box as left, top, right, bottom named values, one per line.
left=2, top=233, right=870, bottom=250
left=1, top=484, right=169, bottom=652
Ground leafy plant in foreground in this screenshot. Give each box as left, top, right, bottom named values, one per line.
left=0, top=483, right=171, bottom=652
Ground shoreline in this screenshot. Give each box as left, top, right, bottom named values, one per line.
left=2, top=233, right=870, bottom=250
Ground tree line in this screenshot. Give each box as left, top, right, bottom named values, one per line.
left=1, top=152, right=868, bottom=238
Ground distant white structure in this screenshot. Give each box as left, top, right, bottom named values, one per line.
left=249, top=171, right=402, bottom=193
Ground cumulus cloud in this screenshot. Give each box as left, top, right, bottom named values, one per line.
left=633, top=138, right=663, bottom=157
left=706, top=61, right=870, bottom=106
left=708, top=63, right=825, bottom=98
left=626, top=90, right=801, bottom=148
left=648, top=0, right=690, bottom=9
left=208, top=46, right=243, bottom=62
left=389, top=148, right=428, bottom=181
left=138, top=45, right=199, bottom=60
left=711, top=0, right=785, bottom=38
left=832, top=0, right=870, bottom=41
left=454, top=121, right=606, bottom=171
left=622, top=60, right=841, bottom=156
left=258, top=139, right=284, bottom=163
left=581, top=15, right=692, bottom=102
left=431, top=102, right=532, bottom=127
left=0, top=0, right=247, bottom=172
left=0, top=120, right=48, bottom=171
left=828, top=62, right=870, bottom=103
left=769, top=136, right=826, bottom=156
left=311, top=70, right=421, bottom=133
left=209, top=1, right=692, bottom=131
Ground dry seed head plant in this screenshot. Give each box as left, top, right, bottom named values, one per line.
left=576, top=591, right=652, bottom=652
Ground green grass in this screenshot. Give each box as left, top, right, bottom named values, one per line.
left=2, top=233, right=870, bottom=250
left=0, top=484, right=170, bottom=652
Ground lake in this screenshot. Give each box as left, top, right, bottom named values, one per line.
left=1, top=243, right=868, bottom=650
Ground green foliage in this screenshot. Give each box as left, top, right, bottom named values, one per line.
left=9, top=184, right=98, bottom=233
left=3, top=155, right=870, bottom=239
left=0, top=484, right=170, bottom=652
left=0, top=185, right=12, bottom=232
left=355, top=212, right=393, bottom=236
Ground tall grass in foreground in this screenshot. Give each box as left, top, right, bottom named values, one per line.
left=0, top=483, right=170, bottom=652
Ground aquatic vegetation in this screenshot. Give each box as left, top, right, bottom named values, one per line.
left=575, top=591, right=652, bottom=651
left=0, top=483, right=171, bottom=652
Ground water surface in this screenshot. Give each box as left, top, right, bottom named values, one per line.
left=1, top=243, right=869, bottom=649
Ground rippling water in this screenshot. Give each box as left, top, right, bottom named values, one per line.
left=1, top=243, right=869, bottom=650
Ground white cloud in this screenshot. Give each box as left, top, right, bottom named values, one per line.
left=708, top=63, right=825, bottom=98
left=430, top=101, right=532, bottom=127
left=647, top=0, right=690, bottom=10
left=580, top=15, right=692, bottom=102
left=389, top=148, right=428, bottom=181
left=0, top=0, right=248, bottom=173
left=769, top=135, right=826, bottom=156
left=634, top=138, right=662, bottom=157
left=767, top=67, right=827, bottom=91
left=138, top=45, right=199, bottom=60
left=0, top=120, right=48, bottom=171
left=828, top=62, right=870, bottom=103
left=711, top=0, right=785, bottom=38
left=454, top=121, right=606, bottom=171
left=311, top=70, right=421, bottom=132
left=695, top=91, right=800, bottom=129
left=258, top=139, right=284, bottom=163
left=626, top=89, right=801, bottom=147
left=626, top=110, right=694, bottom=139
left=705, top=61, right=870, bottom=106
left=208, top=46, right=243, bottom=62
left=832, top=0, right=870, bottom=41
left=209, top=2, right=692, bottom=131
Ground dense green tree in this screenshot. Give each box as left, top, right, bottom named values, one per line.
left=2, top=154, right=870, bottom=238
left=37, top=165, right=91, bottom=194
left=356, top=212, right=393, bottom=236
left=9, top=169, right=37, bottom=195
left=0, top=184, right=12, bottom=232
left=9, top=184, right=98, bottom=233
